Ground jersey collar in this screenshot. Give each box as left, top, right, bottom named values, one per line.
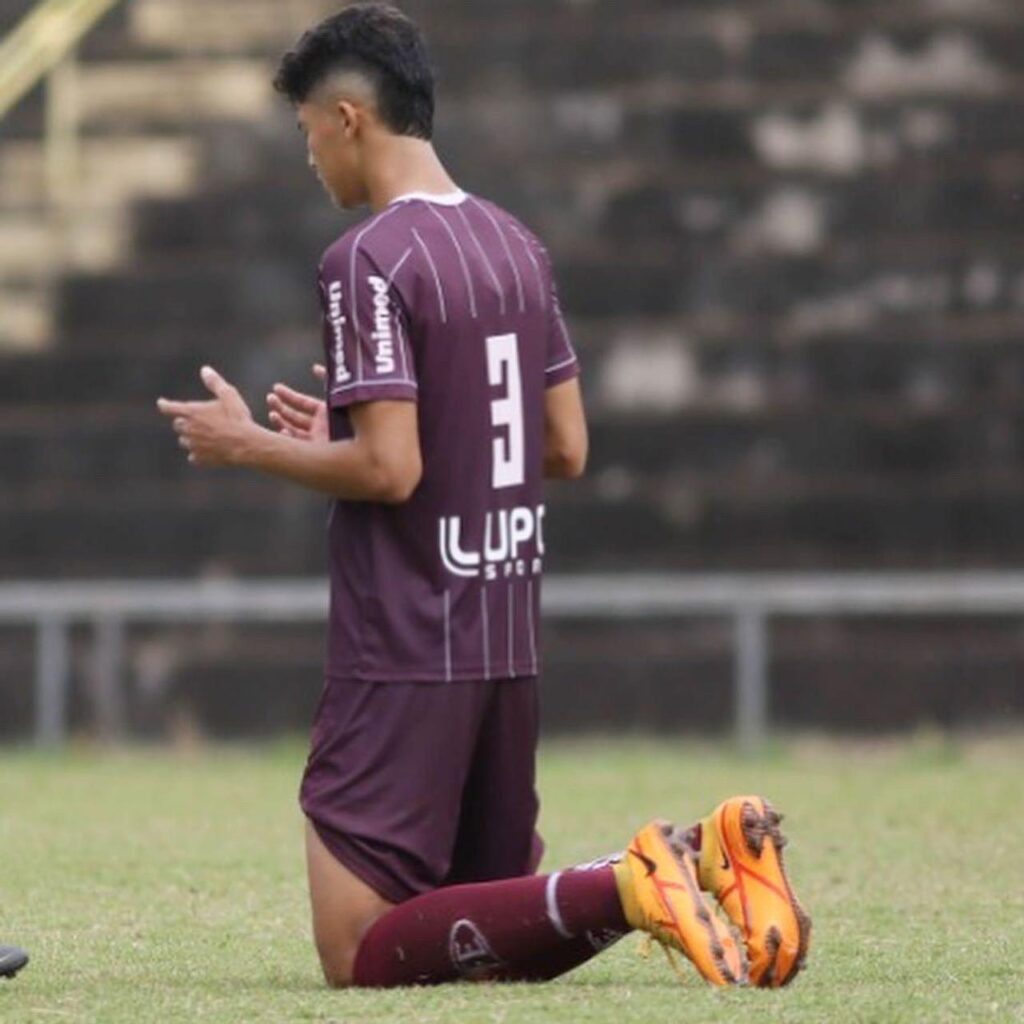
left=388, top=189, right=468, bottom=207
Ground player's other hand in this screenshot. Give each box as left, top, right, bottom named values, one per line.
left=156, top=366, right=255, bottom=467
left=267, top=363, right=329, bottom=443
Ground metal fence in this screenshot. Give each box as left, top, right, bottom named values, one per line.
left=4, top=573, right=1024, bottom=747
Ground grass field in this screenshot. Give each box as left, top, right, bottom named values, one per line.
left=2, top=734, right=1023, bottom=1023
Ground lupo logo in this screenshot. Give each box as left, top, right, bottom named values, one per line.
left=439, top=505, right=545, bottom=580
left=367, top=275, right=396, bottom=375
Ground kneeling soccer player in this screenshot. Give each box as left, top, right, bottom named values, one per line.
left=157, top=3, right=810, bottom=988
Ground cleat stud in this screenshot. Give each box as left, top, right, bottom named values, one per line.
left=739, top=802, right=768, bottom=854
left=759, top=928, right=782, bottom=988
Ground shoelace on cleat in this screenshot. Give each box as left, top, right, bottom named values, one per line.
left=636, top=933, right=702, bottom=985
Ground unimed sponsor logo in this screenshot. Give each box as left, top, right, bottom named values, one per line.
left=327, top=281, right=351, bottom=386
left=368, top=275, right=396, bottom=375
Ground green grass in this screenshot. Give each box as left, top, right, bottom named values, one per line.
left=2, top=734, right=1023, bottom=1023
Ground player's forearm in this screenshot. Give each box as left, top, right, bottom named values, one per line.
left=237, top=424, right=412, bottom=502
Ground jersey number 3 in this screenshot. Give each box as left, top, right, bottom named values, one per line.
left=487, top=332, right=525, bottom=490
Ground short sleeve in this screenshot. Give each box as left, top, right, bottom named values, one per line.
left=318, top=243, right=418, bottom=409
left=545, top=277, right=580, bottom=389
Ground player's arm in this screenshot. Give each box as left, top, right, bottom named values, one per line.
left=544, top=376, right=587, bottom=479
left=158, top=366, right=422, bottom=503
left=242, top=400, right=421, bottom=502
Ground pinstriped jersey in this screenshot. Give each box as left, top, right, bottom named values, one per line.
left=317, top=190, right=579, bottom=682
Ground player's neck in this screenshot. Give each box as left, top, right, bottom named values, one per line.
left=365, top=137, right=459, bottom=211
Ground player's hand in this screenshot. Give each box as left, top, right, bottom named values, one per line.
left=267, top=363, right=329, bottom=443
left=156, top=366, right=255, bottom=467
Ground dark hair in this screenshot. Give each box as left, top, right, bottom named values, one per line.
left=274, top=4, right=435, bottom=140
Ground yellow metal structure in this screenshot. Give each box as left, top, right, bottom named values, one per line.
left=0, top=0, right=123, bottom=119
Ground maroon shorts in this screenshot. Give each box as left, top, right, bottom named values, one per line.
left=299, top=675, right=543, bottom=903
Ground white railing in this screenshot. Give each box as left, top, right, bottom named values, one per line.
left=4, top=573, right=1024, bottom=747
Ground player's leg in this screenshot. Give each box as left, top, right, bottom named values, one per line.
left=352, top=864, right=632, bottom=985
left=305, top=821, right=393, bottom=987
left=350, top=827, right=749, bottom=987
left=0, top=945, right=28, bottom=979
left=444, top=674, right=543, bottom=888
left=301, top=677, right=750, bottom=989
left=351, top=678, right=745, bottom=987
left=350, top=677, right=633, bottom=985
left=446, top=675, right=628, bottom=981
left=299, top=677, right=496, bottom=987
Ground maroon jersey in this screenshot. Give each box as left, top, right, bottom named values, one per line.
left=317, top=191, right=579, bottom=682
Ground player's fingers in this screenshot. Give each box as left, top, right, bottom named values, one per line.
left=270, top=409, right=303, bottom=432
left=269, top=408, right=312, bottom=439
left=273, top=402, right=314, bottom=432
left=172, top=417, right=188, bottom=434
left=200, top=365, right=235, bottom=399
left=267, top=393, right=296, bottom=416
left=157, top=398, right=192, bottom=417
left=178, top=435, right=191, bottom=451
left=272, top=382, right=321, bottom=414
left=312, top=363, right=327, bottom=381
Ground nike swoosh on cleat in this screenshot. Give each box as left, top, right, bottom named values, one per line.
left=629, top=847, right=659, bottom=878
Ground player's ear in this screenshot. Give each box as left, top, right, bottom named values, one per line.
left=336, top=98, right=360, bottom=139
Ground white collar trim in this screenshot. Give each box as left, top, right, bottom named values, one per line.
left=389, top=189, right=468, bottom=207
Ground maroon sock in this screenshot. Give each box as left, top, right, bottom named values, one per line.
left=352, top=867, right=629, bottom=987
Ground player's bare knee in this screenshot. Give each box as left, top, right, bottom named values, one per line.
left=310, top=915, right=364, bottom=988
left=317, top=946, right=357, bottom=989
left=309, top=893, right=389, bottom=988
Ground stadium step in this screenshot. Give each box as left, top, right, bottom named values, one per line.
left=6, top=464, right=1024, bottom=577
left=0, top=482, right=327, bottom=579
left=0, top=210, right=135, bottom=282
left=127, top=0, right=337, bottom=55
left=0, top=282, right=52, bottom=351
left=0, top=218, right=55, bottom=279
left=0, top=342, right=317, bottom=405
left=74, top=59, right=273, bottom=132
left=0, top=137, right=200, bottom=213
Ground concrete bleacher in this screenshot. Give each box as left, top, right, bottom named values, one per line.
left=3, top=0, right=1024, bottom=735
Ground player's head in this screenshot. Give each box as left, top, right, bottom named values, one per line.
left=274, top=3, right=435, bottom=208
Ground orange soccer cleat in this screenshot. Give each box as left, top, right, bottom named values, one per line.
left=613, top=820, right=747, bottom=987
left=695, top=796, right=811, bottom=987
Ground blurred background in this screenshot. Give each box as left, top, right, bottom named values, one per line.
left=2, top=0, right=1024, bottom=743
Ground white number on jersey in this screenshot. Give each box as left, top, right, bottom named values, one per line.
left=486, top=332, right=525, bottom=489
